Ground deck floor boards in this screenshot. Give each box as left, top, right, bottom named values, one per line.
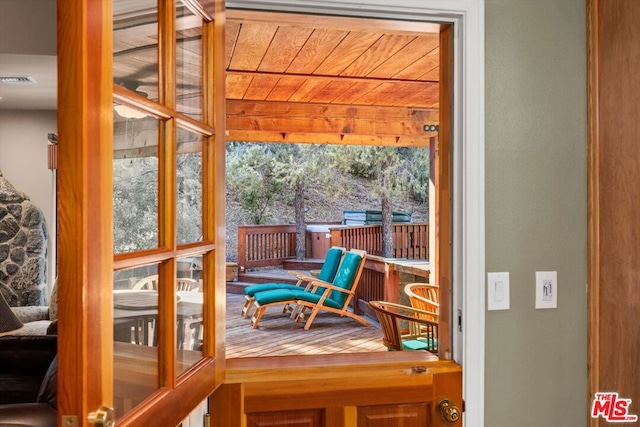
left=226, top=293, right=387, bottom=358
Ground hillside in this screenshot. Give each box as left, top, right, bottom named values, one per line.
left=225, top=170, right=428, bottom=262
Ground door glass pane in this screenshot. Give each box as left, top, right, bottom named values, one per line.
left=176, top=255, right=203, bottom=375
left=113, top=114, right=159, bottom=253
left=113, top=264, right=160, bottom=419
left=113, top=0, right=159, bottom=103
left=176, top=2, right=203, bottom=120
left=176, top=127, right=203, bottom=245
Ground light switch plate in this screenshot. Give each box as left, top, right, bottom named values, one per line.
left=535, top=271, right=557, bottom=309
left=487, top=272, right=510, bottom=310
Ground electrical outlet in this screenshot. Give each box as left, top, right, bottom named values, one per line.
left=536, top=271, right=557, bottom=309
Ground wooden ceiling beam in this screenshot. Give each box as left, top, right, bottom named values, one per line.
left=226, top=70, right=438, bottom=86
left=226, top=99, right=438, bottom=139
left=226, top=130, right=436, bottom=147
left=227, top=116, right=428, bottom=138
left=227, top=99, right=438, bottom=121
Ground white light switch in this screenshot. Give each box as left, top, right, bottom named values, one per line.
left=488, top=272, right=510, bottom=310
left=536, top=271, right=557, bottom=309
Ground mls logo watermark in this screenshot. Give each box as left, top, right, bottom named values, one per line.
left=591, top=392, right=638, bottom=422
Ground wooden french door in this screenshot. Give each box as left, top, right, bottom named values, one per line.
left=56, top=0, right=226, bottom=426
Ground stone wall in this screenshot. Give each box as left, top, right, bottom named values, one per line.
left=0, top=171, right=48, bottom=306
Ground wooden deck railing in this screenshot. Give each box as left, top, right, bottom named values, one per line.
left=330, top=223, right=428, bottom=259
left=237, top=224, right=297, bottom=272
left=352, top=255, right=430, bottom=318
left=237, top=223, right=428, bottom=271
left=237, top=223, right=430, bottom=313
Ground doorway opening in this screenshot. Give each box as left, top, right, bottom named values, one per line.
left=222, top=9, right=452, bottom=359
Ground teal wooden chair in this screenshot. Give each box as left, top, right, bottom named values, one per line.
left=250, top=249, right=369, bottom=330
left=240, top=246, right=346, bottom=318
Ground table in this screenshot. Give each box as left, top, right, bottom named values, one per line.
left=113, top=290, right=203, bottom=349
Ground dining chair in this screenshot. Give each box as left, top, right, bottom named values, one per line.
left=132, top=275, right=200, bottom=292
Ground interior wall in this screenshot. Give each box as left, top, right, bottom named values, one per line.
left=485, top=1, right=587, bottom=426
left=0, top=109, right=57, bottom=289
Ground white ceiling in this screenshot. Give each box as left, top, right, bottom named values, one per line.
left=0, top=0, right=57, bottom=110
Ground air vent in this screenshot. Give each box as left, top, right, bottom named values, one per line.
left=0, top=76, right=37, bottom=84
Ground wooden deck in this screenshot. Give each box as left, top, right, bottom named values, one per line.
left=225, top=292, right=388, bottom=359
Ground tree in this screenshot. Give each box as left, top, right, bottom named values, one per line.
left=226, top=142, right=334, bottom=260
left=113, top=156, right=159, bottom=253
left=332, top=146, right=429, bottom=257
left=271, top=144, right=333, bottom=260
left=226, top=143, right=286, bottom=225
left=176, top=152, right=203, bottom=244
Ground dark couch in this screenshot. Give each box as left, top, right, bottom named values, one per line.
left=0, top=335, right=57, bottom=427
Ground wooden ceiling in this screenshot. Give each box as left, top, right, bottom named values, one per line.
left=225, top=11, right=441, bottom=147
left=113, top=8, right=441, bottom=149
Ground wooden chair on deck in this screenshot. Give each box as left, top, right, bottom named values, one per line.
left=240, top=246, right=346, bottom=318
left=250, top=249, right=369, bottom=330
left=404, top=283, right=439, bottom=323
left=132, top=275, right=200, bottom=292
left=369, top=300, right=438, bottom=354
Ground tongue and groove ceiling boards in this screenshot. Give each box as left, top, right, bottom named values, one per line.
left=112, top=5, right=441, bottom=150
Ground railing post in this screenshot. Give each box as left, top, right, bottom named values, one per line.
left=237, top=226, right=247, bottom=273
left=330, top=228, right=342, bottom=249
left=384, top=261, right=400, bottom=304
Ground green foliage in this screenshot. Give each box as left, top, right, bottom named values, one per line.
left=113, top=156, right=159, bottom=253
left=176, top=152, right=203, bottom=244
left=332, top=145, right=380, bottom=179
left=225, top=143, right=286, bottom=224
left=271, top=144, right=334, bottom=198
left=226, top=142, right=337, bottom=224
left=113, top=152, right=204, bottom=253
left=112, top=141, right=429, bottom=257
left=332, top=145, right=429, bottom=203
left=403, top=147, right=429, bottom=203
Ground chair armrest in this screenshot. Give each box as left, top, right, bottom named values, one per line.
left=10, top=306, right=50, bottom=323
left=287, top=271, right=317, bottom=282
left=308, top=281, right=354, bottom=295
left=287, top=274, right=333, bottom=292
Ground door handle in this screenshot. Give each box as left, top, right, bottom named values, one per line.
left=437, top=398, right=461, bottom=423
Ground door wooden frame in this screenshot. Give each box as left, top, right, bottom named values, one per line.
left=587, top=0, right=600, bottom=419
left=587, top=0, right=640, bottom=424
left=57, top=1, right=115, bottom=421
